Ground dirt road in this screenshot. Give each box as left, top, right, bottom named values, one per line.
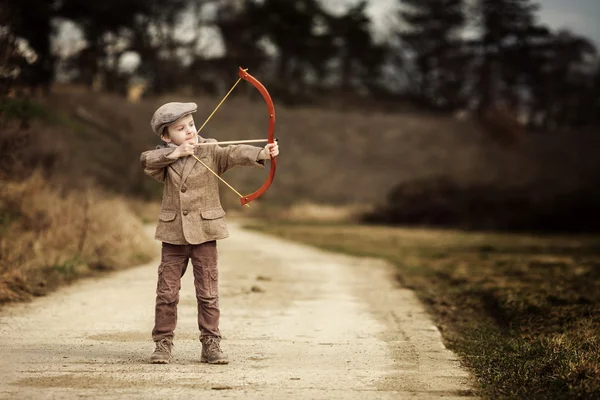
left=0, top=222, right=476, bottom=399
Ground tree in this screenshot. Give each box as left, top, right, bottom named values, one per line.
left=127, top=0, right=204, bottom=94
left=397, top=0, right=467, bottom=110
left=2, top=0, right=54, bottom=93
left=527, top=30, right=597, bottom=129
left=57, top=0, right=189, bottom=90
left=0, top=2, right=21, bottom=95
left=329, top=1, right=385, bottom=94
left=470, top=0, right=549, bottom=114
left=258, top=0, right=334, bottom=99
left=214, top=0, right=266, bottom=74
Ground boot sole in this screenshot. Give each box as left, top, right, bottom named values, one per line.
left=151, top=359, right=170, bottom=364
left=201, top=358, right=229, bottom=364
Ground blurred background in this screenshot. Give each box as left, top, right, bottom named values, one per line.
left=3, top=2, right=599, bottom=394
left=3, top=1, right=600, bottom=391
left=1, top=0, right=600, bottom=242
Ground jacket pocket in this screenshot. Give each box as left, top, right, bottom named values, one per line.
left=200, top=207, right=226, bottom=220
left=158, top=210, right=177, bottom=222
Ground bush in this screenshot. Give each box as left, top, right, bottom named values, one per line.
left=364, top=176, right=600, bottom=233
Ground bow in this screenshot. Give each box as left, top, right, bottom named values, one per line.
left=190, top=67, right=276, bottom=207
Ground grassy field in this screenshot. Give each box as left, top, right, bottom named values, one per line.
left=246, top=221, right=600, bottom=399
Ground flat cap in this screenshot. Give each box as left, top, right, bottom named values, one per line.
left=150, top=102, right=198, bottom=135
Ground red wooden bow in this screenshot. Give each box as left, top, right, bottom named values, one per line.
left=238, top=67, right=277, bottom=206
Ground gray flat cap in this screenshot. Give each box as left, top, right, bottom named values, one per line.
left=150, top=102, right=198, bottom=135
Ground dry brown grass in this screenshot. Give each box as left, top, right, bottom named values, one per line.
left=234, top=201, right=372, bottom=222
left=125, top=197, right=161, bottom=224
left=278, top=202, right=371, bottom=222
left=0, top=171, right=157, bottom=303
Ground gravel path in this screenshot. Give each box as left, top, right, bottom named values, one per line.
left=0, top=222, right=476, bottom=399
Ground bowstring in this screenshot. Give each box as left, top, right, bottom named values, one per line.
left=192, top=71, right=250, bottom=206
left=196, top=76, right=243, bottom=136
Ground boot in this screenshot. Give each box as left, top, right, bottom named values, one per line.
left=150, top=338, right=173, bottom=364
left=201, top=336, right=229, bottom=364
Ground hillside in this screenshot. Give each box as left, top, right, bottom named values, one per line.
left=2, top=85, right=599, bottom=302
left=44, top=85, right=600, bottom=222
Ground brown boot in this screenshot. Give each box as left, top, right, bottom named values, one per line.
left=150, top=338, right=173, bottom=364
left=201, top=336, right=229, bottom=364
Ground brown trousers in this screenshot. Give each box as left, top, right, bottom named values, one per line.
left=152, top=241, right=220, bottom=342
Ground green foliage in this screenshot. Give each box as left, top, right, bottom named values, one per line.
left=0, top=97, right=90, bottom=133
left=49, top=257, right=84, bottom=281
left=0, top=211, right=21, bottom=234
left=0, top=98, right=51, bottom=122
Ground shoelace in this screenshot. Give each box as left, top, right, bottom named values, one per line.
left=205, top=337, right=222, bottom=353
left=156, top=339, right=172, bottom=352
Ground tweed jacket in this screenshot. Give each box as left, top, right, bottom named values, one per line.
left=141, top=137, right=265, bottom=244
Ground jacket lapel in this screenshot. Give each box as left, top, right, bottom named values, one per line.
left=168, top=157, right=184, bottom=178
left=180, top=155, right=197, bottom=183
left=180, top=136, right=210, bottom=183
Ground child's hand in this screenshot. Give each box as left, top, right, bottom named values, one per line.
left=261, top=142, right=279, bottom=159
left=167, top=142, right=195, bottom=159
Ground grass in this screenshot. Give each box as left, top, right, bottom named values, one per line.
left=0, top=97, right=89, bottom=132
left=0, top=169, right=158, bottom=305
left=0, top=98, right=52, bottom=121
left=245, top=221, right=600, bottom=399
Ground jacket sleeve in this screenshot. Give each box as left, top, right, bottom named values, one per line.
left=214, top=144, right=266, bottom=175
left=140, top=148, right=177, bottom=183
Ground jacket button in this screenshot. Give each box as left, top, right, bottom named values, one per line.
left=183, top=210, right=188, bottom=216
left=181, top=186, right=187, bottom=193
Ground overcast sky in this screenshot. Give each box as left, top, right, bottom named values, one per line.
left=352, top=0, right=600, bottom=45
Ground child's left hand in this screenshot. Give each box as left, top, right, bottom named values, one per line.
left=262, top=142, right=279, bottom=159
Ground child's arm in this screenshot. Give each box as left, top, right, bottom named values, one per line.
left=140, top=143, right=194, bottom=182
left=214, top=142, right=279, bottom=175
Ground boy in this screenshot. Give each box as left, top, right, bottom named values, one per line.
left=141, top=102, right=279, bottom=364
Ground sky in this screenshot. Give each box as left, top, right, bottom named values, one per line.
left=536, top=0, right=600, bottom=44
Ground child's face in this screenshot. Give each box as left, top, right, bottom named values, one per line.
left=162, top=114, right=198, bottom=145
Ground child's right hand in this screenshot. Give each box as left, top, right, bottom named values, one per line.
left=167, top=143, right=195, bottom=159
